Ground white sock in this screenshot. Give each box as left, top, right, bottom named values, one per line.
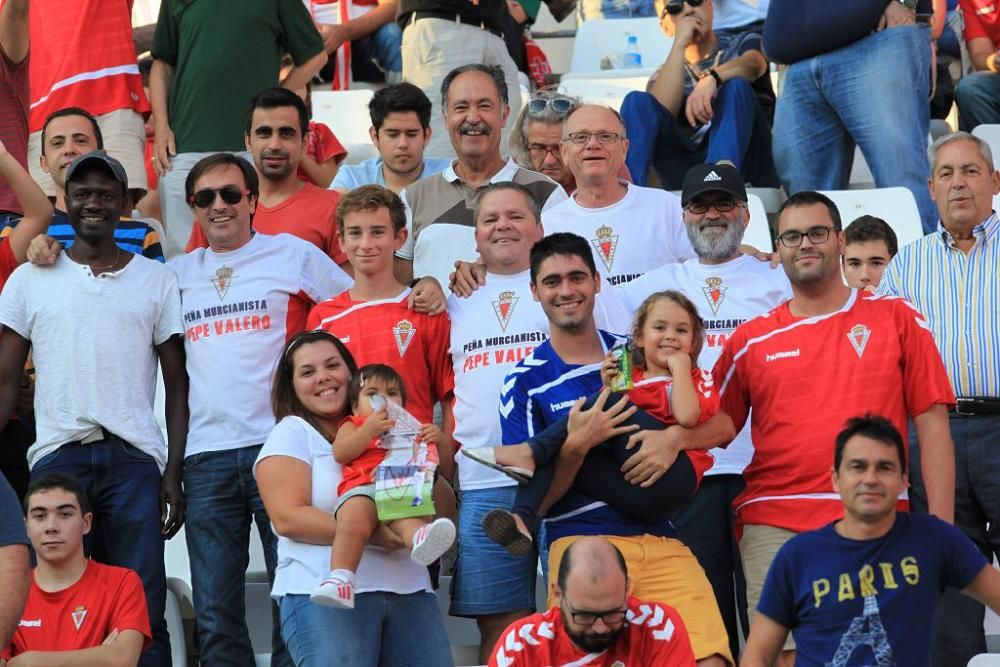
left=327, top=569, right=355, bottom=585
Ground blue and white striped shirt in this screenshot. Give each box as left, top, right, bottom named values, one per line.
left=877, top=213, right=1000, bottom=397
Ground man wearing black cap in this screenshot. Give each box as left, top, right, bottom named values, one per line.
left=0, top=151, right=188, bottom=667
left=619, top=162, right=790, bottom=660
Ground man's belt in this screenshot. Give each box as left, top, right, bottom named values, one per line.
left=408, top=11, right=503, bottom=38
left=954, top=397, right=1000, bottom=416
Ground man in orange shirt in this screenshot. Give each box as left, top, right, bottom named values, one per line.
left=185, top=88, right=349, bottom=273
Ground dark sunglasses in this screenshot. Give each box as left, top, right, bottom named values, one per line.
left=663, top=0, right=704, bottom=17
left=527, top=97, right=575, bottom=116
left=189, top=186, right=249, bottom=209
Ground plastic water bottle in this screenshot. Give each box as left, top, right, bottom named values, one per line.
left=623, top=34, right=642, bottom=69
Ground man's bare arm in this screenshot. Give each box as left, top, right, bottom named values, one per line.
left=741, top=613, right=790, bottom=667
left=280, top=51, right=327, bottom=94
left=0, top=544, right=29, bottom=648
left=149, top=60, right=176, bottom=174
left=0, top=0, right=29, bottom=65
left=913, top=403, right=955, bottom=524
left=0, top=141, right=54, bottom=264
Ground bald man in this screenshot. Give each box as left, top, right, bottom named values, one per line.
left=489, top=537, right=698, bottom=666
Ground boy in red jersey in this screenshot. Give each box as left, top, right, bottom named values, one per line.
left=2, top=473, right=150, bottom=666
left=714, top=191, right=956, bottom=666
left=307, top=185, right=456, bottom=475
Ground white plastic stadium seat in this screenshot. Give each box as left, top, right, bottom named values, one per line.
left=819, top=188, right=923, bottom=249
left=568, top=18, right=672, bottom=75
left=311, top=89, right=379, bottom=165
left=744, top=193, right=772, bottom=252
left=559, top=74, right=651, bottom=111
left=968, top=655, right=1000, bottom=666
left=972, top=124, right=1000, bottom=164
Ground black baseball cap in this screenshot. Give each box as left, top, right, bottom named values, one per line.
left=680, top=163, right=747, bottom=207
left=64, top=151, right=129, bottom=190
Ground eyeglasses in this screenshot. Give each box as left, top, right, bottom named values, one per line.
left=527, top=97, right=575, bottom=116
left=528, top=143, right=562, bottom=159
left=189, top=186, right=249, bottom=209
left=776, top=225, right=836, bottom=248
left=563, top=131, right=625, bottom=145
left=685, top=199, right=743, bottom=214
left=562, top=594, right=629, bottom=627
left=663, top=0, right=704, bottom=17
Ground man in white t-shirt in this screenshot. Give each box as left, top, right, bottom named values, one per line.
left=0, top=152, right=186, bottom=667
left=619, top=162, right=790, bottom=661
left=541, top=104, right=695, bottom=287
left=169, top=153, right=352, bottom=666
left=447, top=182, right=630, bottom=663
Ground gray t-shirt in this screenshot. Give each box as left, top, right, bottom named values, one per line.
left=647, top=28, right=765, bottom=98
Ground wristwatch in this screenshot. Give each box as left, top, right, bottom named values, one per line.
left=897, top=0, right=917, bottom=10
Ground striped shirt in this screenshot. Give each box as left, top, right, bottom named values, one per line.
left=0, top=211, right=165, bottom=263
left=878, top=213, right=1000, bottom=397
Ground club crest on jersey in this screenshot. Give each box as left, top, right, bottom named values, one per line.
left=848, top=323, right=871, bottom=358
left=492, top=290, right=519, bottom=332
left=591, top=225, right=619, bottom=271
left=392, top=319, right=416, bottom=357
left=702, top=276, right=727, bottom=315
left=212, top=266, right=235, bottom=301
left=71, top=606, right=87, bottom=631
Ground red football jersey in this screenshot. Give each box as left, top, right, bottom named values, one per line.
left=488, top=596, right=696, bottom=666
left=713, top=290, right=955, bottom=534
left=3, top=561, right=152, bottom=659
left=307, top=289, right=454, bottom=424
left=629, top=367, right=718, bottom=485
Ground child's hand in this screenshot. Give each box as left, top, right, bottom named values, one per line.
left=600, top=353, right=620, bottom=389
left=665, top=351, right=692, bottom=375
left=361, top=408, right=395, bottom=438
left=417, top=423, right=444, bottom=447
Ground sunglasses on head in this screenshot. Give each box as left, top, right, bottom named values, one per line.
left=663, top=0, right=704, bottom=17
left=527, top=97, right=575, bottom=116
left=189, top=186, right=249, bottom=209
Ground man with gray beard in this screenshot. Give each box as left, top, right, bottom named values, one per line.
left=618, top=162, right=790, bottom=661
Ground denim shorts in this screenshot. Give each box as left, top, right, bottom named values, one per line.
left=449, top=486, right=538, bottom=617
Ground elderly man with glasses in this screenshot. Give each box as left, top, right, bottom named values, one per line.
left=712, top=190, right=955, bottom=666
left=509, top=92, right=580, bottom=193
left=618, top=0, right=777, bottom=189
left=488, top=536, right=697, bottom=665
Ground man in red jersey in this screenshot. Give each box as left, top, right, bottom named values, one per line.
left=2, top=473, right=151, bottom=666
left=186, top=88, right=349, bottom=273
left=489, top=536, right=696, bottom=666
left=307, top=184, right=455, bottom=473
left=713, top=190, right=956, bottom=666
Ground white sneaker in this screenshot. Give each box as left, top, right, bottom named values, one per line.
left=310, top=576, right=355, bottom=609
left=410, top=518, right=456, bottom=566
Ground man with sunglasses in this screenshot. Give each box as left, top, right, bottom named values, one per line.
left=712, top=191, right=955, bottom=665
left=169, top=152, right=352, bottom=666
left=619, top=0, right=776, bottom=190
left=489, top=536, right=696, bottom=665
left=509, top=93, right=579, bottom=194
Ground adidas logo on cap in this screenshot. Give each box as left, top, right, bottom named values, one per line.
left=703, top=170, right=722, bottom=182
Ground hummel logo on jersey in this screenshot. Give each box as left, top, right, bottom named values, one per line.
left=71, top=605, right=88, bottom=631
left=765, top=348, right=800, bottom=363
left=392, top=319, right=416, bottom=357
left=493, top=291, right=519, bottom=332
left=18, top=619, right=41, bottom=627
left=847, top=323, right=871, bottom=358
left=550, top=399, right=578, bottom=412
left=212, top=266, right=236, bottom=301
left=703, top=170, right=722, bottom=182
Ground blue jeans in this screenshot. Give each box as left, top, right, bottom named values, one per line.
left=772, top=24, right=938, bottom=234
left=353, top=22, right=403, bottom=83
left=955, top=72, right=1000, bottom=132
left=280, top=592, right=453, bottom=666
left=909, top=413, right=1000, bottom=667
left=621, top=78, right=778, bottom=189
left=184, top=446, right=289, bottom=667
left=33, top=438, right=170, bottom=667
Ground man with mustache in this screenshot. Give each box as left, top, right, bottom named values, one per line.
left=395, top=64, right=567, bottom=289
left=618, top=162, right=790, bottom=660
left=488, top=536, right=697, bottom=665
left=713, top=191, right=956, bottom=666
left=184, top=88, right=350, bottom=273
